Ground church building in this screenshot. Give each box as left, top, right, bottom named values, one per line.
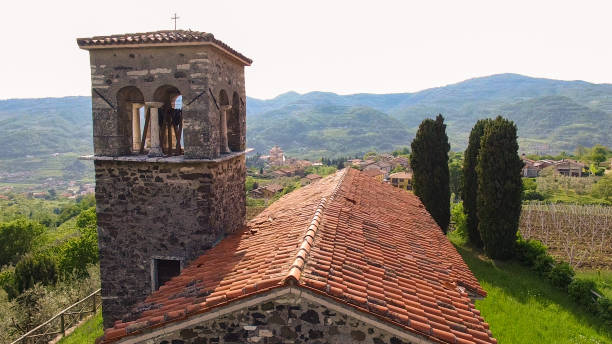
left=77, top=30, right=496, bottom=344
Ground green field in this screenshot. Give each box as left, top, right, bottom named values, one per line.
left=448, top=231, right=612, bottom=343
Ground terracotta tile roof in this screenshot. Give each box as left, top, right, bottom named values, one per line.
left=389, top=171, right=413, bottom=179
left=364, top=168, right=384, bottom=177
left=100, top=169, right=495, bottom=344
left=305, top=173, right=322, bottom=180
left=262, top=183, right=284, bottom=193
left=76, top=30, right=252, bottom=65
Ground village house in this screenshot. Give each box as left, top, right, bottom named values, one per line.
left=301, top=173, right=322, bottom=185
left=391, top=156, right=411, bottom=170
left=521, top=158, right=539, bottom=178
left=250, top=184, right=284, bottom=199
left=376, top=161, right=393, bottom=174
left=363, top=168, right=385, bottom=182
left=78, top=29, right=495, bottom=344
left=521, top=155, right=587, bottom=178
left=364, top=163, right=383, bottom=173
left=268, top=145, right=286, bottom=166
left=554, top=159, right=586, bottom=177
left=359, top=159, right=376, bottom=169
left=390, top=171, right=413, bottom=190
left=347, top=158, right=362, bottom=166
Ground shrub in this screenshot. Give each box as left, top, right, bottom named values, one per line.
left=523, top=189, right=545, bottom=201
left=597, top=297, right=612, bottom=326
left=548, top=262, right=574, bottom=290
left=515, top=237, right=548, bottom=266
left=14, top=254, right=58, bottom=294
left=533, top=254, right=554, bottom=276
left=568, top=278, right=597, bottom=311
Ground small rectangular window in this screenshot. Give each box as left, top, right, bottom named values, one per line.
left=152, top=258, right=182, bottom=291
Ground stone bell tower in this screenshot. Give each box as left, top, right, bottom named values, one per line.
left=77, top=30, right=251, bottom=328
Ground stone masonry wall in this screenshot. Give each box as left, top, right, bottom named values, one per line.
left=95, top=155, right=246, bottom=328
left=88, top=45, right=246, bottom=158
left=138, top=292, right=419, bottom=344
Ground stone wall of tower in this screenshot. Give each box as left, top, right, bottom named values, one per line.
left=88, top=45, right=246, bottom=159
left=94, top=155, right=246, bottom=328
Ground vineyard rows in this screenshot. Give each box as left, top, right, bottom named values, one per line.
left=520, top=202, right=612, bottom=269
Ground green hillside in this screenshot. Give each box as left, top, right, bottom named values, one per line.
left=247, top=74, right=612, bottom=155
left=247, top=105, right=411, bottom=159
left=0, top=97, right=92, bottom=158
left=1, top=73, right=611, bottom=165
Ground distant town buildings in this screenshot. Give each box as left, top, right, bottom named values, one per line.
left=268, top=145, right=285, bottom=166
left=250, top=183, right=284, bottom=199
left=521, top=155, right=588, bottom=177
left=363, top=168, right=385, bottom=182
left=389, top=171, right=413, bottom=190
left=302, top=173, right=322, bottom=185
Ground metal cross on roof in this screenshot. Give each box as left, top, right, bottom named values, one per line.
left=171, top=13, right=180, bottom=30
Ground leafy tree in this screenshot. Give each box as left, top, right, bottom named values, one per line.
left=390, top=165, right=406, bottom=173
left=589, top=163, right=605, bottom=176
left=0, top=219, right=45, bottom=267
left=589, top=144, right=609, bottom=164
left=392, top=147, right=410, bottom=157
left=245, top=176, right=256, bottom=192
left=410, top=114, right=450, bottom=232
left=56, top=194, right=95, bottom=226
left=450, top=201, right=467, bottom=238
left=58, top=208, right=99, bottom=278
left=14, top=254, right=58, bottom=294
left=476, top=116, right=524, bottom=259
left=592, top=174, right=612, bottom=201
left=0, top=266, right=18, bottom=299
left=462, top=119, right=491, bottom=248
left=448, top=152, right=463, bottom=201
left=363, top=151, right=377, bottom=160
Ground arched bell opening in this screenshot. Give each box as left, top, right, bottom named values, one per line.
left=218, top=90, right=230, bottom=154
left=116, top=86, right=145, bottom=155
left=153, top=85, right=183, bottom=156
left=227, top=92, right=242, bottom=152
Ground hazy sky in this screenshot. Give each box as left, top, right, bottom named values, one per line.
left=1, top=0, right=612, bottom=100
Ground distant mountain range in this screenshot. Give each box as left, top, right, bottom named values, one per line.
left=1, top=73, right=611, bottom=161
left=247, top=74, right=612, bottom=158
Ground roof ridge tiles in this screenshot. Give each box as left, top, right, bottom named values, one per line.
left=284, top=168, right=348, bottom=286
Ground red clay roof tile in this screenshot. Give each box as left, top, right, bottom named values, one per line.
left=76, top=30, right=252, bottom=65
left=100, top=169, right=495, bottom=344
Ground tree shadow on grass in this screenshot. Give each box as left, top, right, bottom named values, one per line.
left=452, top=242, right=612, bottom=340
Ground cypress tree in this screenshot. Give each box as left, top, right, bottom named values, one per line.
left=476, top=116, right=524, bottom=259
left=410, top=114, right=451, bottom=233
left=461, top=119, right=491, bottom=248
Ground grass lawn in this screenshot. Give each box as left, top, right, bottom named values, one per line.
left=57, top=311, right=103, bottom=344
left=448, top=231, right=612, bottom=344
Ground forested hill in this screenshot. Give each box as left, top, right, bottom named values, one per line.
left=0, top=97, right=92, bottom=158
left=247, top=74, right=612, bottom=157
left=1, top=74, right=611, bottom=160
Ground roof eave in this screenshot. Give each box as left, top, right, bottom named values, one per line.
left=76, top=40, right=252, bottom=66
